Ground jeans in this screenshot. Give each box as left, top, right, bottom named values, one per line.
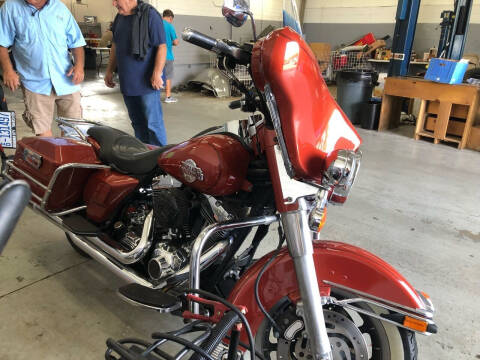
left=123, top=91, right=167, bottom=146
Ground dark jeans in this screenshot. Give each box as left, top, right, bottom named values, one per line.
left=123, top=91, right=166, bottom=146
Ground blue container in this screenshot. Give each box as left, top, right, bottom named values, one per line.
left=425, top=58, right=469, bottom=84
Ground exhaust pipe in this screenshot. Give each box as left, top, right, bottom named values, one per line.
left=30, top=203, right=231, bottom=289
left=67, top=231, right=162, bottom=289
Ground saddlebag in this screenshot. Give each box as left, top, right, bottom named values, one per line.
left=7, top=137, right=102, bottom=212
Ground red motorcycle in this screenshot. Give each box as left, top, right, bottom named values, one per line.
left=2, top=2, right=436, bottom=359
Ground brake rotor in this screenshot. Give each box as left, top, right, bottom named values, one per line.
left=276, top=310, right=369, bottom=360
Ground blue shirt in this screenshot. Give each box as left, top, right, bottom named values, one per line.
left=163, top=21, right=177, bottom=61
left=0, top=0, right=86, bottom=96
left=113, top=8, right=166, bottom=97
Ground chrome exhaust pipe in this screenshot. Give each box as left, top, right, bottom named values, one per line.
left=29, top=203, right=233, bottom=288
left=67, top=231, right=162, bottom=289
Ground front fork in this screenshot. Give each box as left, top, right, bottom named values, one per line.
left=281, top=198, right=333, bottom=360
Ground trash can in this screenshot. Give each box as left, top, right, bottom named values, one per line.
left=361, top=99, right=382, bottom=130
left=336, top=70, right=378, bottom=125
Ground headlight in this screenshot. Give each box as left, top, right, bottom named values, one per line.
left=323, top=150, right=362, bottom=204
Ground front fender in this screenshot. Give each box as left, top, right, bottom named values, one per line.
left=227, top=241, right=427, bottom=339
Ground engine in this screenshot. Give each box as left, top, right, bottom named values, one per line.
left=110, top=175, right=232, bottom=282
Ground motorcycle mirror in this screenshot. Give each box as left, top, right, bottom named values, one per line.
left=222, top=0, right=249, bottom=27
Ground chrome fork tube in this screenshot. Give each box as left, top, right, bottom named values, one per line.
left=281, top=199, right=332, bottom=360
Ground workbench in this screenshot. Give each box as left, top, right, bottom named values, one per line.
left=379, top=77, right=480, bottom=149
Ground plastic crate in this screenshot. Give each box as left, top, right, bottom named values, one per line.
left=424, top=58, right=469, bottom=84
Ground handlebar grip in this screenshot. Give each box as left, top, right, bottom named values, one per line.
left=0, top=180, right=31, bottom=254
left=182, top=28, right=250, bottom=65
left=182, top=28, right=219, bottom=52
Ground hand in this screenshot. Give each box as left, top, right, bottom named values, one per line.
left=3, top=69, right=20, bottom=92
left=104, top=70, right=116, bottom=88
left=151, top=71, right=164, bottom=90
left=67, top=65, right=85, bottom=85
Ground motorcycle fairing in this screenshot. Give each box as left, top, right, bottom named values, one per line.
left=251, top=27, right=361, bottom=184
left=228, top=241, right=430, bottom=340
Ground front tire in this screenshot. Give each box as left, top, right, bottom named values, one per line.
left=255, top=295, right=417, bottom=360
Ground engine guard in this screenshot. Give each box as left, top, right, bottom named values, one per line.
left=227, top=241, right=436, bottom=342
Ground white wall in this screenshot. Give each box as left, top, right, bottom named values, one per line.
left=149, top=0, right=283, bottom=21
left=304, top=0, right=480, bottom=24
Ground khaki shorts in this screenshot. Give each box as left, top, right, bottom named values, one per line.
left=22, top=87, right=82, bottom=135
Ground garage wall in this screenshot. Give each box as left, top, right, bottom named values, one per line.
left=303, top=0, right=480, bottom=56
left=61, top=0, right=283, bottom=86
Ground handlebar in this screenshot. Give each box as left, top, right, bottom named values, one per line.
left=182, top=28, right=251, bottom=66
left=0, top=180, right=31, bottom=253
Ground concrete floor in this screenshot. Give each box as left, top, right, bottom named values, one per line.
left=0, top=74, right=479, bottom=359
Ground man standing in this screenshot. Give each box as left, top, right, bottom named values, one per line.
left=0, top=0, right=85, bottom=137
left=162, top=9, right=178, bottom=104
left=105, top=0, right=167, bottom=146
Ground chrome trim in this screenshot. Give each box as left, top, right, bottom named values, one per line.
left=274, top=145, right=317, bottom=204
left=66, top=231, right=163, bottom=289
left=117, top=290, right=181, bottom=313
left=323, top=280, right=434, bottom=319
left=264, top=84, right=295, bottom=177
left=85, top=210, right=154, bottom=265
left=41, top=163, right=110, bottom=209
left=189, top=215, right=279, bottom=314
left=6, top=160, right=110, bottom=215
left=281, top=198, right=332, bottom=360
left=326, top=297, right=436, bottom=335
left=23, top=201, right=233, bottom=290
left=322, top=150, right=362, bottom=204
left=55, top=117, right=101, bottom=142
left=172, top=239, right=231, bottom=282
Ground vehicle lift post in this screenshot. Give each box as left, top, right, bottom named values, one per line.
left=388, top=0, right=421, bottom=77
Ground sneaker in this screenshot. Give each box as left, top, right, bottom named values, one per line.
left=164, top=96, right=178, bottom=103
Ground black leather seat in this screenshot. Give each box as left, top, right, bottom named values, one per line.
left=87, top=126, right=172, bottom=175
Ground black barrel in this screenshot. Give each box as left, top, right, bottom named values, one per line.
left=336, top=70, right=378, bottom=125
left=361, top=99, right=382, bottom=130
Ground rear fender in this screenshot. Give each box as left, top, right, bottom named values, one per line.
left=227, top=241, right=433, bottom=340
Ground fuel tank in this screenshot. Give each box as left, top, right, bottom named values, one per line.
left=158, top=134, right=251, bottom=196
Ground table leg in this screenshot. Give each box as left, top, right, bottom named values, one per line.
left=415, top=99, right=428, bottom=140
left=460, top=94, right=479, bottom=150
left=434, top=102, right=452, bottom=141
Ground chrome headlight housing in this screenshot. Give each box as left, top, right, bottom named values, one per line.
left=323, top=150, right=362, bottom=204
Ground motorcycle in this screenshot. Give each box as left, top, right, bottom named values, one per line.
left=1, top=1, right=437, bottom=359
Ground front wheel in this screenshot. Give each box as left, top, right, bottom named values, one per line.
left=256, top=295, right=417, bottom=360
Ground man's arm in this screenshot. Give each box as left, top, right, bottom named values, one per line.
left=66, top=46, right=85, bottom=85
left=173, top=39, right=179, bottom=46
left=104, top=42, right=117, bottom=88
left=0, top=46, right=19, bottom=91
left=151, top=44, right=166, bottom=90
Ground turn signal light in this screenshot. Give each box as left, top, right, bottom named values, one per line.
left=403, top=316, right=428, bottom=332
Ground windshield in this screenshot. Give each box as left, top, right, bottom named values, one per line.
left=282, top=0, right=303, bottom=36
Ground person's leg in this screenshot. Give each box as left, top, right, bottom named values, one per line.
left=22, top=87, right=55, bottom=136
left=163, top=61, right=177, bottom=103
left=140, top=91, right=166, bottom=146
left=166, top=79, right=171, bottom=98
left=123, top=95, right=149, bottom=143
left=56, top=91, right=83, bottom=119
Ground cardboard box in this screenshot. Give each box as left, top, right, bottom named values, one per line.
left=309, top=42, right=331, bottom=72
